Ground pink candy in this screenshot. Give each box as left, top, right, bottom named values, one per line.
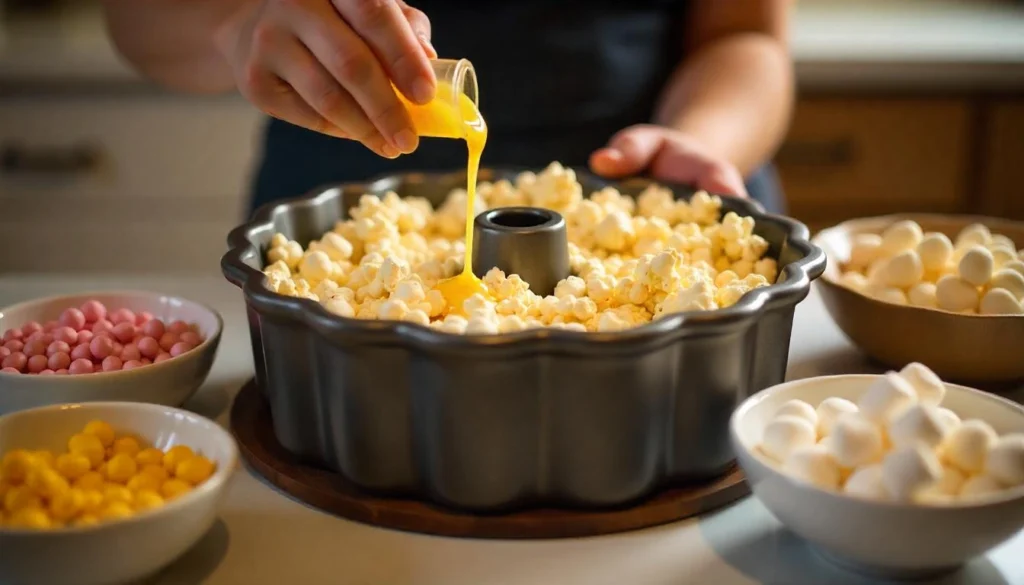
left=0, top=298, right=205, bottom=376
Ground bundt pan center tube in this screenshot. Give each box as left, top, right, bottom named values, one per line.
left=221, top=168, right=826, bottom=512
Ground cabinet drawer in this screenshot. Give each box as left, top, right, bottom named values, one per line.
left=776, top=99, right=971, bottom=225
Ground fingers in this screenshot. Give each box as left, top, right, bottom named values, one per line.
left=396, top=0, right=436, bottom=58
left=588, top=124, right=665, bottom=178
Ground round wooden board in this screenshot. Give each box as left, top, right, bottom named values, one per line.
left=230, top=379, right=750, bottom=539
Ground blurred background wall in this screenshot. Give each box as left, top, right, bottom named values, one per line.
left=0, top=0, right=1023, bottom=273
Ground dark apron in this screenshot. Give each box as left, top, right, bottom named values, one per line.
left=249, top=1, right=784, bottom=214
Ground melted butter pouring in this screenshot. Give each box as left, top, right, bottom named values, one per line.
left=400, top=80, right=490, bottom=316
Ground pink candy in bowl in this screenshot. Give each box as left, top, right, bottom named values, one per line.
left=0, top=292, right=222, bottom=414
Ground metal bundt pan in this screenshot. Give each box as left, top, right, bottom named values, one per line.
left=221, top=168, right=826, bottom=512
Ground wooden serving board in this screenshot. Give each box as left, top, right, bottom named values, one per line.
left=230, top=379, right=749, bottom=539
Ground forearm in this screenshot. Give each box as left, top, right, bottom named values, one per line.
left=101, top=0, right=249, bottom=94
left=654, top=33, right=794, bottom=177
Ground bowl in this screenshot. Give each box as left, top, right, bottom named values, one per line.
left=731, top=374, right=1024, bottom=580
left=0, top=291, right=223, bottom=414
left=813, top=214, right=1024, bottom=384
left=0, top=401, right=238, bottom=585
left=221, top=167, right=826, bottom=512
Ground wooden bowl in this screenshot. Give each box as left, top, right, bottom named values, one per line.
left=812, top=214, right=1024, bottom=384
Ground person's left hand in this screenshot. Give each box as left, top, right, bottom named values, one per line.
left=589, top=124, right=749, bottom=198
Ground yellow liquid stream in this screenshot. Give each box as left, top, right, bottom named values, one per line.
left=398, top=81, right=490, bottom=315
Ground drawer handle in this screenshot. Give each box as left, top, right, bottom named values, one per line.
left=776, top=139, right=856, bottom=167
left=0, top=142, right=104, bottom=175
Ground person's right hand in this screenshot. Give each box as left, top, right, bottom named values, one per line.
left=214, top=0, right=437, bottom=158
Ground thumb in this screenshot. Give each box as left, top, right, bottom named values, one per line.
left=589, top=124, right=665, bottom=178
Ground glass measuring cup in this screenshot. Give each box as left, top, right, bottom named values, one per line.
left=397, top=58, right=482, bottom=140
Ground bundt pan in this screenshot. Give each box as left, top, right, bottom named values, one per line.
left=221, top=168, right=826, bottom=512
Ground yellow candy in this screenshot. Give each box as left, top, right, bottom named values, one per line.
left=102, top=484, right=134, bottom=506
left=4, top=485, right=42, bottom=512
left=139, top=464, right=169, bottom=483
left=49, top=488, right=85, bottom=522
left=105, top=453, right=138, bottom=484
left=112, top=436, right=142, bottom=458
left=126, top=473, right=162, bottom=493
left=73, top=514, right=100, bottom=528
left=133, top=489, right=164, bottom=512
left=80, top=490, right=104, bottom=514
left=55, top=453, right=92, bottom=480
left=163, top=445, right=195, bottom=474
left=160, top=479, right=193, bottom=500
left=97, top=501, right=134, bottom=521
left=32, top=450, right=55, bottom=468
left=136, top=448, right=164, bottom=467
left=68, top=434, right=105, bottom=468
left=26, top=467, right=70, bottom=500
left=175, top=456, right=215, bottom=485
left=9, top=507, right=52, bottom=530
left=1, top=450, right=36, bottom=484
left=73, top=471, right=106, bottom=491
left=82, top=420, right=115, bottom=448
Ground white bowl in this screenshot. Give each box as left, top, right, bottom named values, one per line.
left=0, top=401, right=238, bottom=585
left=731, top=375, right=1024, bottom=580
left=0, top=291, right=222, bottom=414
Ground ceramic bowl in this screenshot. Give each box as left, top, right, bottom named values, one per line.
left=0, top=401, right=238, bottom=585
left=731, top=374, right=1024, bottom=580
left=812, top=214, right=1024, bottom=384
left=0, top=291, right=222, bottom=414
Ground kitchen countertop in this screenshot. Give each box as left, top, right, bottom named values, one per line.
left=2, top=1, right=1024, bottom=91
left=1, top=270, right=1022, bottom=585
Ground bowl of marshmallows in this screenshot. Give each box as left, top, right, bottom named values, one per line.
left=812, top=214, right=1024, bottom=383
left=731, top=363, right=1024, bottom=580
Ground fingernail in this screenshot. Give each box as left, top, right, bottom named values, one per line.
left=392, top=129, right=418, bottom=154
left=411, top=77, right=435, bottom=105
left=381, top=143, right=401, bottom=159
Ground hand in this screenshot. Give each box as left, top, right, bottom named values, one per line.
left=589, top=124, right=749, bottom=198
left=215, top=0, right=437, bottom=158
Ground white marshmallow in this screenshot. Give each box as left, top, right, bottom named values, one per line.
left=888, top=404, right=949, bottom=450
left=990, top=234, right=1017, bottom=252
left=844, top=464, right=889, bottom=501
left=828, top=413, right=885, bottom=468
left=881, top=220, right=924, bottom=255
left=907, top=282, right=938, bottom=308
left=773, top=399, right=818, bottom=427
left=985, top=434, right=1024, bottom=487
left=1002, top=259, right=1024, bottom=278
left=868, top=286, right=908, bottom=306
left=979, top=288, right=1024, bottom=315
left=783, top=445, right=842, bottom=490
left=849, top=234, right=884, bottom=270
left=881, top=249, right=924, bottom=289
left=815, top=397, right=859, bottom=437
left=898, top=362, right=946, bottom=405
left=935, top=275, right=979, bottom=312
left=990, top=268, right=1024, bottom=301
left=881, top=444, right=943, bottom=501
left=956, top=223, right=992, bottom=249
left=914, top=465, right=966, bottom=505
left=917, top=232, right=954, bottom=272
left=991, top=247, right=1017, bottom=269
left=858, top=372, right=917, bottom=424
left=936, top=407, right=961, bottom=431
left=959, top=246, right=995, bottom=287
left=761, top=415, right=817, bottom=463
left=943, top=419, right=998, bottom=473
left=959, top=474, right=1004, bottom=500
left=839, top=271, right=868, bottom=291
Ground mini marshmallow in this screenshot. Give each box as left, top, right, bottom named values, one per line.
left=881, top=249, right=924, bottom=289
left=839, top=271, right=868, bottom=291
left=943, top=419, right=998, bottom=474
left=858, top=372, right=917, bottom=424
left=985, top=434, right=1024, bottom=487
left=956, top=223, right=992, bottom=249
left=761, top=415, right=817, bottom=463
left=898, top=362, right=945, bottom=405
left=849, top=234, right=884, bottom=269
left=936, top=407, right=961, bottom=431
left=907, top=282, right=938, bottom=308
left=958, top=246, right=995, bottom=287
left=815, top=397, right=859, bottom=437
left=990, top=268, right=1024, bottom=301
left=881, top=444, right=943, bottom=501
left=881, top=220, right=924, bottom=255
left=783, top=444, right=842, bottom=490
left=979, top=288, right=1024, bottom=315
left=869, top=286, right=908, bottom=306
left=828, top=413, right=884, bottom=468
left=888, top=404, right=949, bottom=450
left=959, top=474, right=1004, bottom=500
left=935, top=275, right=979, bottom=312
left=917, top=464, right=966, bottom=500
left=844, top=464, right=889, bottom=501
left=917, top=232, right=954, bottom=272
left=1003, top=260, right=1024, bottom=277
left=773, top=399, right=818, bottom=427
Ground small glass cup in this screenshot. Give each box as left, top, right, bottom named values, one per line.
left=399, top=58, right=481, bottom=140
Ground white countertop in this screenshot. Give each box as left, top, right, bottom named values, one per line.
left=1, top=270, right=1022, bottom=585
left=2, top=1, right=1024, bottom=90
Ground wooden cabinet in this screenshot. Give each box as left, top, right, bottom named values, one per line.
left=978, top=101, right=1024, bottom=220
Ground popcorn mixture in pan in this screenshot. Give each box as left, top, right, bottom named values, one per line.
left=261, top=163, right=779, bottom=334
